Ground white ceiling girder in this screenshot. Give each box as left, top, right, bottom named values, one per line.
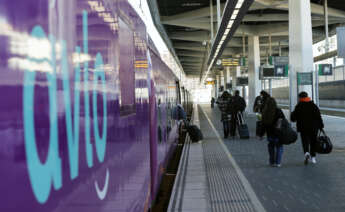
left=254, top=0, right=345, bottom=19
left=161, top=3, right=225, bottom=23
left=177, top=52, right=205, bottom=58
left=169, top=31, right=209, bottom=42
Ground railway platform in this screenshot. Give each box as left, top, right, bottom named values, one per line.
left=168, top=104, right=345, bottom=212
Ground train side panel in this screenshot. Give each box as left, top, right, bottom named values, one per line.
left=0, top=0, right=161, bottom=211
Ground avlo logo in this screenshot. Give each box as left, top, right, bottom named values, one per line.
left=23, top=10, right=108, bottom=204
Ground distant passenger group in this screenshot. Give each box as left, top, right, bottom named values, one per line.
left=213, top=89, right=328, bottom=167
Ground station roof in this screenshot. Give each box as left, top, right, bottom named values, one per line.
left=148, top=0, right=345, bottom=77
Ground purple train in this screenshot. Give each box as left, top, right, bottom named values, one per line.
left=0, top=0, right=192, bottom=211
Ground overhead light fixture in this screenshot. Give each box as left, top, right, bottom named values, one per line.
left=227, top=20, right=234, bottom=29
left=233, top=9, right=239, bottom=16
left=202, top=0, right=254, bottom=85
left=236, top=0, right=244, bottom=9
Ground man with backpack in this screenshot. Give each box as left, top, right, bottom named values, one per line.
left=260, top=90, right=285, bottom=167
left=229, top=90, right=246, bottom=137
left=291, top=92, right=324, bottom=165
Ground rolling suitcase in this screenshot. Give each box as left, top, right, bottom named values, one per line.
left=237, top=113, right=250, bottom=139
left=187, top=125, right=203, bottom=143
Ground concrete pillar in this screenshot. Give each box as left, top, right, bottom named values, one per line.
left=223, top=69, right=228, bottom=91
left=210, top=0, right=214, bottom=40
left=216, top=74, right=220, bottom=97
left=225, top=67, right=231, bottom=91
left=211, top=84, right=216, bottom=98
left=220, top=71, right=225, bottom=88
left=248, top=36, right=261, bottom=113
left=289, top=0, right=314, bottom=109
left=217, top=0, right=221, bottom=29
left=232, top=67, right=238, bottom=92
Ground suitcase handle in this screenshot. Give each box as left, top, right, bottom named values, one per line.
left=237, top=112, right=246, bottom=125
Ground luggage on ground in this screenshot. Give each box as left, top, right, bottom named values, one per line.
left=256, top=120, right=265, bottom=137
left=187, top=125, right=203, bottom=142
left=316, top=129, right=332, bottom=154
left=237, top=112, right=250, bottom=139
left=275, top=118, right=297, bottom=145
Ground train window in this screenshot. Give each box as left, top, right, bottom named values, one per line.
left=118, top=18, right=135, bottom=116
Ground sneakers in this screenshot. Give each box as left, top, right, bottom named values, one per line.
left=304, top=152, right=310, bottom=165
left=311, top=157, right=317, bottom=164
left=276, top=164, right=281, bottom=168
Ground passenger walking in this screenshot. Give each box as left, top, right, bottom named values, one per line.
left=229, top=90, right=246, bottom=137
left=254, top=94, right=264, bottom=137
left=217, top=91, right=232, bottom=138
left=211, top=97, right=215, bottom=108
left=291, top=92, right=324, bottom=165
left=253, top=94, right=263, bottom=113
left=261, top=90, right=285, bottom=167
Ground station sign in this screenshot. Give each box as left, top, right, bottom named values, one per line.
left=240, top=57, right=246, bottom=66
left=261, top=66, right=275, bottom=78
left=318, top=64, right=333, bottom=76
left=206, top=80, right=215, bottom=85
left=260, top=64, right=288, bottom=79
left=268, top=56, right=289, bottom=66
left=274, top=65, right=289, bottom=77
left=297, top=72, right=313, bottom=85
left=237, top=77, right=248, bottom=86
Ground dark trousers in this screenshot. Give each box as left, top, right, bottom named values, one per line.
left=267, top=137, right=283, bottom=165
left=223, top=120, right=231, bottom=138
left=230, top=112, right=238, bottom=136
left=300, top=132, right=317, bottom=157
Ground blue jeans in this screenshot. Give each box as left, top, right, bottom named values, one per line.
left=267, top=137, right=283, bottom=165
left=223, top=120, right=231, bottom=138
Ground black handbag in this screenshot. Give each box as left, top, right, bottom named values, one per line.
left=275, top=118, right=298, bottom=145
left=316, top=129, right=332, bottom=154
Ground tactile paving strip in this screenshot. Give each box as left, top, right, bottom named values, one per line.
left=200, top=109, right=257, bottom=212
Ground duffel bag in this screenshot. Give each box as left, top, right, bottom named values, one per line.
left=275, top=118, right=298, bottom=145
left=187, top=125, right=203, bottom=143
left=316, top=129, right=332, bottom=154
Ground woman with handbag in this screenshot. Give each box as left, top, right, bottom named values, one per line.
left=291, top=92, right=324, bottom=165
left=261, top=91, right=286, bottom=167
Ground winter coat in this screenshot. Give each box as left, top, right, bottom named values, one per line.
left=265, top=108, right=285, bottom=137
left=290, top=98, right=324, bottom=133
left=261, top=97, right=277, bottom=126
left=218, top=96, right=231, bottom=121
left=229, top=95, right=246, bottom=114
left=253, top=96, right=263, bottom=113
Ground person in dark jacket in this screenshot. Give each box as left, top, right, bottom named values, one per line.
left=291, top=92, right=324, bottom=165
left=261, top=90, right=277, bottom=127
left=253, top=95, right=263, bottom=113
left=261, top=92, right=285, bottom=167
left=211, top=97, right=215, bottom=108
left=217, top=91, right=232, bottom=138
left=229, top=90, right=246, bottom=137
